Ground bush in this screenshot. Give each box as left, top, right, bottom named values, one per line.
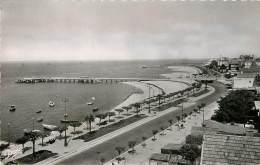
left=179, top=144, right=201, bottom=163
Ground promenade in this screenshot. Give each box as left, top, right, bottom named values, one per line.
left=53, top=81, right=226, bottom=165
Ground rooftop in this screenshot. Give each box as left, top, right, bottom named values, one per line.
left=191, top=120, right=252, bottom=136
left=201, top=134, right=260, bottom=165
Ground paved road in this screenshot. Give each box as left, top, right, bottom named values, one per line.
left=56, top=81, right=226, bottom=165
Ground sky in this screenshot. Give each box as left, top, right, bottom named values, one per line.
left=1, top=0, right=260, bottom=61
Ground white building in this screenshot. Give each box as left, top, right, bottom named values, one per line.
left=233, top=73, right=256, bottom=89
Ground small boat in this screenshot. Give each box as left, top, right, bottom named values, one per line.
left=92, top=97, right=96, bottom=100
left=87, top=102, right=93, bottom=105
left=42, top=124, right=57, bottom=131
left=141, top=65, right=148, bottom=69
left=37, top=117, right=43, bottom=122
left=9, top=105, right=16, bottom=112
left=60, top=120, right=79, bottom=124
left=36, top=110, right=42, bottom=113
left=49, top=101, right=55, bottom=107
left=92, top=107, right=99, bottom=112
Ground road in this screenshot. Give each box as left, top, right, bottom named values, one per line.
left=56, top=81, right=226, bottom=165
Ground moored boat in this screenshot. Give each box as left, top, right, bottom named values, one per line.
left=37, top=117, right=43, bottom=122
left=87, top=102, right=93, bottom=105
left=9, top=105, right=16, bottom=112
left=60, top=120, right=79, bottom=124
left=49, top=101, right=55, bottom=107
left=42, top=124, right=57, bottom=131
left=36, top=110, right=42, bottom=113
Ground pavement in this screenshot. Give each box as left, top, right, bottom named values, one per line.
left=53, top=81, right=226, bottom=165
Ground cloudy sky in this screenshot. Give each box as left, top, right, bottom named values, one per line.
left=1, top=0, right=260, bottom=61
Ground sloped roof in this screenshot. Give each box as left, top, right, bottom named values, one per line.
left=201, top=134, right=260, bottom=165
left=236, top=73, right=257, bottom=78
left=191, top=120, right=249, bottom=136
left=150, top=153, right=170, bottom=162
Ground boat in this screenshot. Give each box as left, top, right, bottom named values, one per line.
left=87, top=102, right=93, bottom=105
left=36, top=110, right=42, bottom=113
left=9, top=105, right=16, bottom=112
left=141, top=65, right=148, bottom=69
left=92, top=107, right=99, bottom=112
left=91, top=97, right=96, bottom=100
left=42, top=124, right=57, bottom=131
left=37, top=117, right=43, bottom=122
left=49, top=101, right=55, bottom=107
left=60, top=120, right=79, bottom=124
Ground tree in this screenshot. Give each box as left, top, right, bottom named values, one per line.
left=24, top=131, right=40, bottom=158
left=211, top=90, right=255, bottom=125
left=152, top=130, right=158, bottom=140
left=142, top=136, right=147, bottom=148
left=179, top=144, right=201, bottom=163
left=106, top=112, right=116, bottom=122
left=128, top=141, right=137, bottom=153
left=85, top=114, right=95, bottom=132
left=176, top=116, right=181, bottom=124
left=58, top=126, right=66, bottom=138
left=160, top=126, right=165, bottom=135
left=100, top=157, right=105, bottom=165
left=70, top=122, right=82, bottom=133
left=115, top=146, right=125, bottom=163
left=209, top=60, right=218, bottom=70
left=168, top=119, right=173, bottom=130
left=39, top=131, right=49, bottom=146
left=133, top=103, right=141, bottom=116
left=115, top=109, right=124, bottom=115
left=96, top=113, right=107, bottom=126
left=157, top=94, right=163, bottom=106
left=15, top=136, right=29, bottom=153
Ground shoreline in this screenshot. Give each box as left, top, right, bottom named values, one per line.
left=111, top=65, right=201, bottom=112
left=0, top=65, right=202, bottom=164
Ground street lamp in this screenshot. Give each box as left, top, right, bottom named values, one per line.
left=7, top=123, right=10, bottom=144
left=63, top=97, right=69, bottom=146
left=148, top=84, right=151, bottom=114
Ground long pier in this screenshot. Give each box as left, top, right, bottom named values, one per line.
left=15, top=77, right=172, bottom=84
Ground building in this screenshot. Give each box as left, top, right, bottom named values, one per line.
left=217, top=57, right=229, bottom=73
left=254, top=101, right=260, bottom=117
left=228, top=59, right=240, bottom=73
left=200, top=134, right=260, bottom=165
left=255, top=58, right=260, bottom=66
left=232, top=73, right=256, bottom=89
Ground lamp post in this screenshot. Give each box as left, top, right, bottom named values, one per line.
left=7, top=122, right=10, bottom=144
left=32, top=117, right=35, bottom=131
left=148, top=84, right=151, bottom=114
left=63, top=97, right=69, bottom=147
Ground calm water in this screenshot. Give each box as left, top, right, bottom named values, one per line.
left=0, top=60, right=201, bottom=141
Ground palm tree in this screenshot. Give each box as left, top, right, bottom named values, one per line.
left=115, top=109, right=124, bottom=115
left=100, top=157, right=105, bottom=165
left=39, top=131, right=48, bottom=146
left=70, top=121, right=82, bottom=133
left=157, top=94, right=163, bottom=106
left=128, top=140, right=137, bottom=153
left=58, top=126, right=66, bottom=138
left=115, top=146, right=125, bottom=163
left=160, top=126, right=165, bottom=135
left=106, top=112, right=116, bottom=122
left=25, top=131, right=39, bottom=158
left=96, top=113, right=106, bottom=126
left=15, top=136, right=29, bottom=153
left=85, top=114, right=95, bottom=132
left=142, top=136, right=147, bottom=147
left=133, top=103, right=141, bottom=116
left=152, top=130, right=158, bottom=141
